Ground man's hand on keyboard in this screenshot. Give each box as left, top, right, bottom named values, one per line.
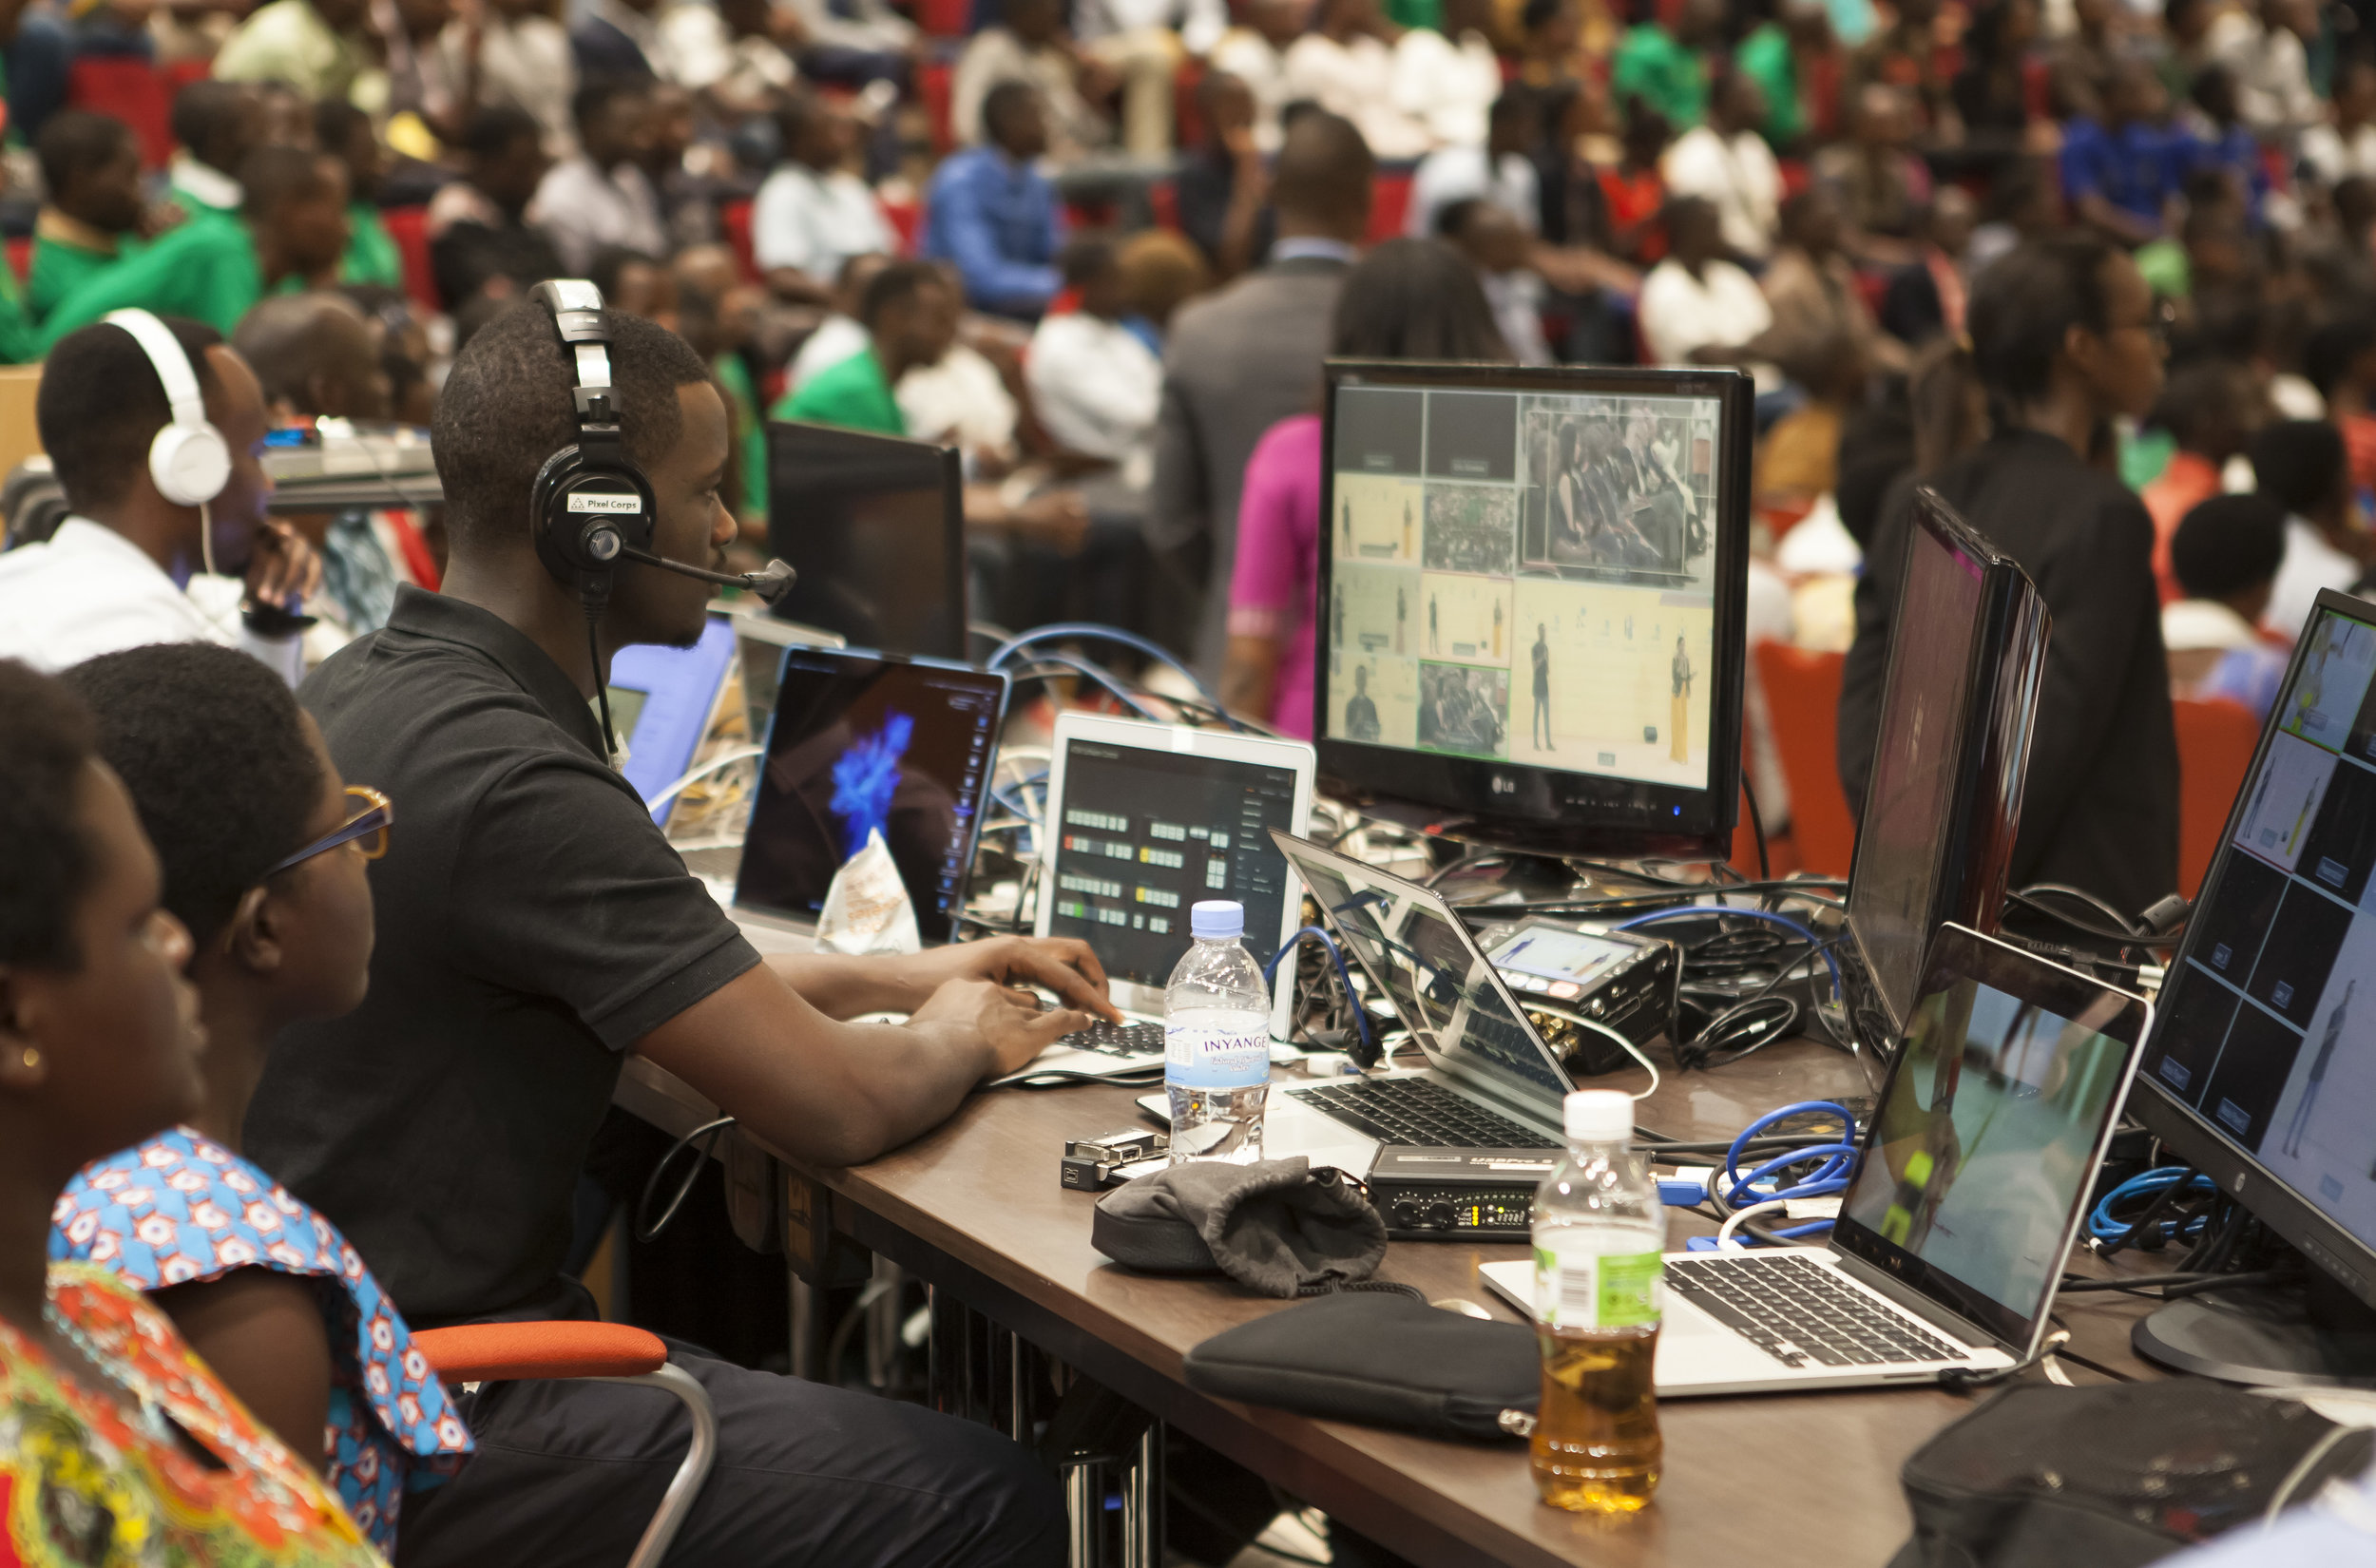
left=891, top=936, right=1123, bottom=1024
left=911, top=978, right=1099, bottom=1080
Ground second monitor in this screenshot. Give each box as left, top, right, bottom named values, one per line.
left=765, top=420, right=967, bottom=660
left=1312, top=362, right=1753, bottom=858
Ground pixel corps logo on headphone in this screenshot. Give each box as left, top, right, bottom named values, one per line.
left=527, top=279, right=797, bottom=612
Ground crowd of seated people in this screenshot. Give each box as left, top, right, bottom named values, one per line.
left=19, top=0, right=2376, bottom=1553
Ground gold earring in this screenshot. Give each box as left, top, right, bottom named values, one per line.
left=18, top=1047, right=38, bottom=1070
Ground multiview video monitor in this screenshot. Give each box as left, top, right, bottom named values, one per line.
left=2131, top=589, right=2376, bottom=1381
left=1311, top=362, right=1753, bottom=858
left=765, top=420, right=967, bottom=660
left=1844, top=488, right=2049, bottom=1035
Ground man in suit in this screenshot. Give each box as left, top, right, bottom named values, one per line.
left=1150, top=110, right=1373, bottom=674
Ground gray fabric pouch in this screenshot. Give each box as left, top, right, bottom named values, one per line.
left=1090, top=1157, right=1388, bottom=1297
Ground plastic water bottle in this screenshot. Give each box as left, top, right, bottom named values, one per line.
left=1164, top=900, right=1272, bottom=1165
left=1530, top=1090, right=1665, bottom=1514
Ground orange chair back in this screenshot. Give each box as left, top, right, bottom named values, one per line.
left=2173, top=696, right=2260, bottom=899
left=1753, top=641, right=1857, bottom=877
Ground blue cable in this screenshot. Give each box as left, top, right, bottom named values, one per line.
left=1612, top=906, right=1845, bottom=992
left=986, top=623, right=1249, bottom=732
left=1004, top=656, right=1166, bottom=724
left=2088, top=1167, right=2214, bottom=1244
left=1263, top=925, right=1374, bottom=1059
left=1722, top=1100, right=1858, bottom=1208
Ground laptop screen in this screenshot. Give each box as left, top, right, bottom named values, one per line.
left=1044, top=735, right=1304, bottom=992
left=1833, top=926, right=2147, bottom=1349
left=735, top=648, right=1006, bottom=942
left=1272, top=833, right=1575, bottom=1106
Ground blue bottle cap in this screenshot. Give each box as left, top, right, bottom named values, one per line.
left=1190, top=901, right=1244, bottom=939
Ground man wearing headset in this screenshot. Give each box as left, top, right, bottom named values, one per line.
left=244, top=289, right=1104, bottom=1566
left=0, top=311, right=319, bottom=679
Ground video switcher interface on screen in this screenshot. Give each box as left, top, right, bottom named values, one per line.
left=1321, top=383, right=1723, bottom=794
left=1047, top=742, right=1300, bottom=988
left=2143, top=604, right=2376, bottom=1250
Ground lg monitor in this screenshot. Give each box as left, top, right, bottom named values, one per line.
left=735, top=646, right=1008, bottom=943
left=2131, top=588, right=2376, bottom=1384
left=765, top=420, right=966, bottom=660
left=1842, top=488, right=2050, bottom=1038
left=1311, top=361, right=1753, bottom=858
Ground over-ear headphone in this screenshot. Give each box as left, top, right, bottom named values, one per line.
left=529, top=279, right=656, bottom=612
left=107, top=308, right=231, bottom=508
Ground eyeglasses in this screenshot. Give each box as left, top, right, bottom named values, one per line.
left=2112, top=297, right=2180, bottom=348
left=265, top=786, right=393, bottom=878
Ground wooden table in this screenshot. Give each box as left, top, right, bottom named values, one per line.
left=617, top=1038, right=2164, bottom=1568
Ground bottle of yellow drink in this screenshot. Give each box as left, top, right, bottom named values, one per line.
left=1530, top=1090, right=1665, bottom=1514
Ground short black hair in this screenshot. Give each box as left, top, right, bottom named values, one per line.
left=170, top=79, right=253, bottom=171
left=37, top=110, right=137, bottom=201
left=858, top=258, right=948, bottom=329
left=38, top=316, right=224, bottom=515
left=2171, top=492, right=2287, bottom=601
left=2251, top=418, right=2348, bottom=513
left=62, top=644, right=322, bottom=950
left=1966, top=235, right=2120, bottom=414
left=1271, top=109, right=1374, bottom=231
left=1329, top=238, right=1510, bottom=361
left=240, top=143, right=336, bottom=222
left=590, top=244, right=662, bottom=304
left=432, top=299, right=713, bottom=554
left=1433, top=196, right=1487, bottom=239
left=1487, top=88, right=1540, bottom=131
left=315, top=96, right=372, bottom=155
left=2148, top=357, right=2247, bottom=449
left=983, top=79, right=1040, bottom=140
left=573, top=76, right=647, bottom=134
left=462, top=103, right=543, bottom=160
left=2304, top=316, right=2376, bottom=398
left=0, top=660, right=100, bottom=970
left=1059, top=234, right=1117, bottom=289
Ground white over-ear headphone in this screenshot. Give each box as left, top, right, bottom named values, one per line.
left=105, top=308, right=231, bottom=508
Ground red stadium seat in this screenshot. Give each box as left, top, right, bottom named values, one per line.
left=880, top=192, right=922, bottom=255
left=1753, top=641, right=1856, bottom=877
left=2173, top=697, right=2259, bottom=899
left=919, top=61, right=955, bottom=155
left=1368, top=170, right=1413, bottom=242
left=719, top=198, right=757, bottom=280
left=378, top=204, right=441, bottom=313
left=67, top=58, right=173, bottom=168
left=917, top=0, right=968, bottom=37
left=6, top=237, right=29, bottom=287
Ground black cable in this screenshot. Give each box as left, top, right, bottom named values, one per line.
left=2003, top=889, right=2155, bottom=947
left=636, top=1115, right=735, bottom=1241
left=1741, top=774, right=1770, bottom=882
left=2022, top=882, right=2143, bottom=937
left=586, top=607, right=618, bottom=760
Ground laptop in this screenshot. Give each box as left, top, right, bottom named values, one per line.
left=1481, top=922, right=2150, bottom=1396
left=609, top=613, right=741, bottom=828
left=733, top=646, right=1008, bottom=946
left=1153, top=832, right=1599, bottom=1174
left=998, top=714, right=1316, bottom=1084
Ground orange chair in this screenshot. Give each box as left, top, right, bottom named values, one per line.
left=410, top=1321, right=717, bottom=1568
left=1753, top=641, right=1857, bottom=877
left=2173, top=697, right=2259, bottom=899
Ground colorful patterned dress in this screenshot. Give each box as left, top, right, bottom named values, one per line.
left=49, top=1131, right=471, bottom=1553
left=0, top=1264, right=385, bottom=1567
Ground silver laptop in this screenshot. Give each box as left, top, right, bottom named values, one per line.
left=996, top=715, right=1316, bottom=1084
left=1161, top=832, right=1596, bottom=1176
left=1483, top=922, right=2150, bottom=1395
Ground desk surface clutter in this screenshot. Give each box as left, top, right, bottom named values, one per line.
left=618, top=1034, right=2172, bottom=1568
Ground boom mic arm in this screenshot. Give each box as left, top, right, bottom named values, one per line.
left=617, top=545, right=797, bottom=604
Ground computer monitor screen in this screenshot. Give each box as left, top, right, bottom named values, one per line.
left=2135, top=597, right=2376, bottom=1287
left=765, top=421, right=966, bottom=660
left=735, top=647, right=1007, bottom=942
left=609, top=613, right=739, bottom=826
left=1834, top=926, right=2146, bottom=1348
left=1041, top=730, right=1305, bottom=1005
left=1313, top=363, right=1753, bottom=857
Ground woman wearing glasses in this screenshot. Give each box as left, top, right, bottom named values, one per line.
left=50, top=642, right=470, bottom=1557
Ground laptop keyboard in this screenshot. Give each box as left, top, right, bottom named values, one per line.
left=1057, top=1021, right=1163, bottom=1058
left=1666, top=1253, right=1964, bottom=1369
left=1286, top=1077, right=1560, bottom=1149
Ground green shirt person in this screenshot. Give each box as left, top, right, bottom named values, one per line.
left=766, top=259, right=962, bottom=445
left=774, top=345, right=906, bottom=437
left=1735, top=23, right=1804, bottom=145
left=29, top=110, right=152, bottom=322
left=42, top=147, right=354, bottom=348
left=341, top=203, right=404, bottom=288
left=318, top=103, right=403, bottom=289
left=1611, top=0, right=1725, bottom=128
left=714, top=350, right=771, bottom=524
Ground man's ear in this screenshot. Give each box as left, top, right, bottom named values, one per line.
left=225, top=884, right=285, bottom=977
left=0, top=967, right=51, bottom=1092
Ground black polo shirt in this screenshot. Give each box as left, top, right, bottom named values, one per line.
left=246, top=586, right=761, bottom=1326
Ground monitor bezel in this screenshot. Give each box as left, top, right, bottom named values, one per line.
left=1310, top=360, right=1753, bottom=858
left=1843, top=486, right=2050, bottom=1035
left=2126, top=587, right=2376, bottom=1313
left=1033, top=712, right=1317, bottom=1038
left=762, top=419, right=968, bottom=661
left=1830, top=922, right=2151, bottom=1357
left=733, top=642, right=1010, bottom=943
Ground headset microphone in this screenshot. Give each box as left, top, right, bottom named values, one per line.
left=615, top=546, right=797, bottom=605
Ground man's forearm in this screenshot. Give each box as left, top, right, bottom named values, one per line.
left=765, top=950, right=930, bottom=1019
